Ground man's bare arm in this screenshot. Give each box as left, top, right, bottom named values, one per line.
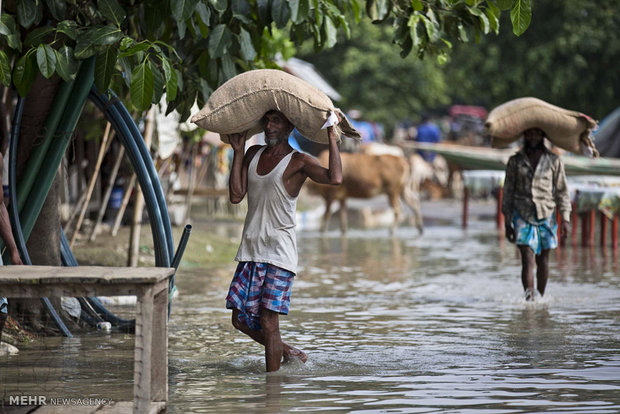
left=228, top=132, right=248, bottom=204
left=303, top=126, right=342, bottom=185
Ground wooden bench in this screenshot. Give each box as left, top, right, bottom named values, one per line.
left=0, top=265, right=174, bottom=414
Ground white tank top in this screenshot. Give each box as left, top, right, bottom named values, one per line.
left=235, top=146, right=298, bottom=273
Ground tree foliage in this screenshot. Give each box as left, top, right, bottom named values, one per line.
left=445, top=0, right=620, bottom=121
left=302, top=1, right=619, bottom=134
left=0, top=0, right=531, bottom=120
left=299, top=18, right=450, bottom=129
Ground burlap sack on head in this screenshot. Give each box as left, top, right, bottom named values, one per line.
left=486, top=97, right=599, bottom=157
left=191, top=69, right=360, bottom=144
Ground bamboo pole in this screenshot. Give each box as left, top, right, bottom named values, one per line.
left=69, top=122, right=112, bottom=247
left=89, top=145, right=125, bottom=241
left=128, top=108, right=155, bottom=267
left=111, top=173, right=136, bottom=237
left=182, top=143, right=199, bottom=223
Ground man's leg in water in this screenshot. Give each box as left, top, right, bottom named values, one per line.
left=231, top=309, right=307, bottom=365
left=518, top=245, right=536, bottom=300
left=260, top=309, right=283, bottom=372
left=535, top=249, right=550, bottom=296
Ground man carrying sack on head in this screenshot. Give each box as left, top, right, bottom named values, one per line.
left=226, top=109, right=342, bottom=372
left=501, top=128, right=571, bottom=301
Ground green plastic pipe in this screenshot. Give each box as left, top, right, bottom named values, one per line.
left=19, top=57, right=95, bottom=241
left=17, top=80, right=76, bottom=212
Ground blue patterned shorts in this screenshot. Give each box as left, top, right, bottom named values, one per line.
left=1, top=297, right=7, bottom=314
left=513, top=210, right=558, bottom=255
left=226, top=262, right=295, bottom=331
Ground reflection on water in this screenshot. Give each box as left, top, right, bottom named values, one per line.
left=2, top=219, right=619, bottom=413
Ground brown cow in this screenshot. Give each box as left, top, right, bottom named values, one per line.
left=306, top=150, right=424, bottom=234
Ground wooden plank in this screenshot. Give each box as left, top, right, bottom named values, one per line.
left=0, top=283, right=148, bottom=299
left=150, top=284, right=168, bottom=402
left=0, top=266, right=174, bottom=285
left=134, top=286, right=154, bottom=414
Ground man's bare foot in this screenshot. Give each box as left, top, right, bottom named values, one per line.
left=283, top=343, right=307, bottom=363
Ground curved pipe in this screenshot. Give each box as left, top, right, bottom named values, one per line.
left=88, top=90, right=171, bottom=268
left=111, top=96, right=175, bottom=263
left=7, top=96, right=72, bottom=337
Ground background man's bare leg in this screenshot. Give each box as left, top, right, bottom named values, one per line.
left=519, top=246, right=536, bottom=300
left=535, top=249, right=550, bottom=296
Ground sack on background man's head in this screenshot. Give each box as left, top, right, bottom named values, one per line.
left=485, top=97, right=598, bottom=157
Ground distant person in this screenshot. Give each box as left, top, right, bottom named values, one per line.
left=502, top=128, right=571, bottom=301
left=0, top=152, right=24, bottom=343
left=415, top=115, right=441, bottom=162
left=348, top=109, right=376, bottom=143
left=227, top=110, right=342, bottom=372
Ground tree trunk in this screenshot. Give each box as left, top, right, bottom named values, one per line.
left=8, top=74, right=77, bottom=334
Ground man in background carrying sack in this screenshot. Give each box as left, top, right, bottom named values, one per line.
left=226, top=110, right=342, bottom=372
left=502, top=128, right=571, bottom=301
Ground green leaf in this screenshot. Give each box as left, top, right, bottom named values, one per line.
left=271, top=0, right=290, bottom=28
left=12, top=53, right=36, bottom=96
left=195, top=2, right=211, bottom=25
left=257, top=0, right=271, bottom=25
left=57, top=20, right=78, bottom=40
left=323, top=16, right=337, bottom=48
left=165, top=65, right=178, bottom=101
left=144, top=0, right=166, bottom=33
left=237, top=28, right=256, bottom=61
left=176, top=19, right=187, bottom=40
left=44, top=0, right=67, bottom=20
left=366, top=0, right=389, bottom=22
left=411, top=0, right=423, bottom=12
left=469, top=7, right=490, bottom=34
left=497, top=0, right=514, bottom=11
left=95, top=47, right=118, bottom=92
left=198, top=78, right=212, bottom=103
left=231, top=0, right=249, bottom=16
left=150, top=61, right=164, bottom=104
left=90, top=25, right=123, bottom=46
left=0, top=14, right=21, bottom=51
left=408, top=14, right=421, bottom=49
left=422, top=14, right=439, bottom=42
left=97, top=0, right=127, bottom=26
left=0, top=51, right=12, bottom=86
left=210, top=0, right=228, bottom=13
left=289, top=0, right=300, bottom=22
left=130, top=62, right=154, bottom=111
left=37, top=44, right=57, bottom=78
left=118, top=56, right=133, bottom=87
left=208, top=24, right=232, bottom=59
left=54, top=46, right=78, bottom=82
left=171, top=0, right=199, bottom=22
left=75, top=36, right=98, bottom=59
left=294, top=0, right=310, bottom=24
left=220, top=53, right=236, bottom=81
left=34, top=1, right=44, bottom=26
left=511, top=0, right=531, bottom=36
left=24, top=27, right=55, bottom=48
left=485, top=6, right=500, bottom=35
left=118, top=41, right=151, bottom=58
left=17, top=0, right=37, bottom=28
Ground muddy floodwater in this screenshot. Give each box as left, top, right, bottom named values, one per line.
left=2, top=205, right=620, bottom=413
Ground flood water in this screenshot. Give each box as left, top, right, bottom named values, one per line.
left=2, top=205, right=620, bottom=413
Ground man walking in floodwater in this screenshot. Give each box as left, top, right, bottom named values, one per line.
left=226, top=110, right=342, bottom=371
left=502, top=128, right=571, bottom=301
